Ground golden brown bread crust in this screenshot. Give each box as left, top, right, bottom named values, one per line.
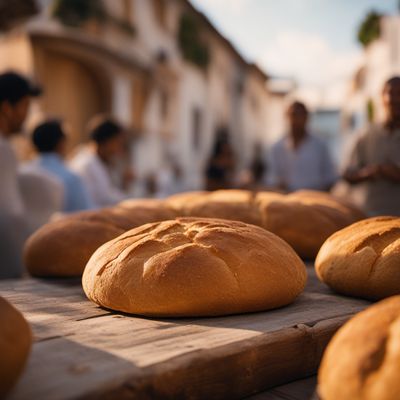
left=183, top=190, right=263, bottom=226
left=68, top=204, right=175, bottom=231
left=82, top=217, right=307, bottom=317
left=117, top=198, right=177, bottom=224
left=318, top=296, right=400, bottom=400
left=25, top=190, right=364, bottom=278
left=165, top=191, right=209, bottom=214
left=257, top=190, right=364, bottom=259
left=24, top=200, right=177, bottom=278
left=0, top=297, right=31, bottom=398
left=24, top=218, right=124, bottom=277
left=315, top=217, right=400, bottom=300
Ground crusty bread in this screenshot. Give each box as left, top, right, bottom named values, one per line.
left=118, top=198, right=177, bottom=224
left=165, top=191, right=209, bottom=214
left=24, top=218, right=124, bottom=277
left=24, top=200, right=177, bottom=278
left=183, top=190, right=263, bottom=227
left=82, top=218, right=307, bottom=317
left=167, top=189, right=364, bottom=259
left=257, top=190, right=364, bottom=259
left=318, top=295, right=400, bottom=400
left=0, top=296, right=31, bottom=398
left=315, top=217, right=400, bottom=300
left=67, top=208, right=138, bottom=231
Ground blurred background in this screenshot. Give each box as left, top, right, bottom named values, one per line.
left=0, top=0, right=399, bottom=194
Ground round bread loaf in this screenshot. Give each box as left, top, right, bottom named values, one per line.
left=118, top=198, right=177, bottom=224
left=24, top=218, right=124, bottom=277
left=183, top=190, right=263, bottom=227
left=289, top=190, right=366, bottom=221
left=318, top=296, right=400, bottom=400
left=0, top=296, right=31, bottom=397
left=165, top=191, right=209, bottom=214
left=67, top=208, right=139, bottom=231
left=82, top=218, right=307, bottom=317
left=315, top=217, right=400, bottom=300
left=258, top=190, right=364, bottom=259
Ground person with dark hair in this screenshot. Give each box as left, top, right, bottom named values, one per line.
left=205, top=132, right=235, bottom=191
left=249, top=142, right=267, bottom=188
left=267, top=101, right=337, bottom=192
left=70, top=115, right=131, bottom=208
left=343, top=77, right=400, bottom=216
left=30, top=120, right=92, bottom=212
left=0, top=70, right=41, bottom=278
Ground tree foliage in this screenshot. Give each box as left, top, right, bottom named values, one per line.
left=51, top=0, right=135, bottom=35
left=52, top=0, right=107, bottom=27
left=357, top=11, right=382, bottom=48
left=178, top=13, right=210, bottom=69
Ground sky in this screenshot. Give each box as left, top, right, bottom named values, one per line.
left=190, top=0, right=398, bottom=107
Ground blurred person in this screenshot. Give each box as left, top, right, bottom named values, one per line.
left=155, top=157, right=186, bottom=198
left=250, top=142, right=267, bottom=188
left=0, top=71, right=41, bottom=278
left=18, top=165, right=64, bottom=233
left=30, top=119, right=92, bottom=212
left=205, top=132, right=235, bottom=191
left=267, top=101, right=337, bottom=192
left=343, top=77, right=400, bottom=216
left=70, top=116, right=132, bottom=208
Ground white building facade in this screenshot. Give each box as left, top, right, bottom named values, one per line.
left=0, top=0, right=288, bottom=191
left=344, top=15, right=400, bottom=134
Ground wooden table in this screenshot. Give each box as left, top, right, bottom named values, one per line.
left=1, top=267, right=369, bottom=400
left=248, top=376, right=318, bottom=400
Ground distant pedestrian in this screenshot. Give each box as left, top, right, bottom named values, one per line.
left=70, top=116, right=133, bottom=208
left=205, top=131, right=235, bottom=191
left=30, top=119, right=92, bottom=212
left=0, top=71, right=41, bottom=278
left=267, top=101, right=337, bottom=192
left=343, top=77, right=400, bottom=216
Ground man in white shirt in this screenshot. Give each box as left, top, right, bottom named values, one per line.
left=267, top=101, right=337, bottom=192
left=0, top=71, right=41, bottom=278
left=70, top=116, right=132, bottom=208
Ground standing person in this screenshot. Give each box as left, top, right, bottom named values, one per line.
left=343, top=77, right=400, bottom=216
left=249, top=142, right=267, bottom=188
left=267, top=101, right=337, bottom=192
left=30, top=119, right=92, bottom=212
left=70, top=116, right=132, bottom=208
left=205, top=132, right=235, bottom=191
left=0, top=71, right=41, bottom=278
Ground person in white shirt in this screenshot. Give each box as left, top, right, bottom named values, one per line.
left=267, top=101, right=337, bottom=192
left=0, top=71, right=41, bottom=278
left=70, top=116, right=132, bottom=208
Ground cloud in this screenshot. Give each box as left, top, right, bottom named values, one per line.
left=259, top=31, right=363, bottom=107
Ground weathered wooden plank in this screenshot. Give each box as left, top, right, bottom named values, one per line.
left=247, top=376, right=317, bottom=400
left=2, top=267, right=368, bottom=399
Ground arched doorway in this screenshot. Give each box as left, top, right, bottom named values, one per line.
left=34, top=49, right=111, bottom=148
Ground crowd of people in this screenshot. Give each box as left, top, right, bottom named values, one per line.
left=0, top=70, right=399, bottom=279
left=205, top=78, right=400, bottom=217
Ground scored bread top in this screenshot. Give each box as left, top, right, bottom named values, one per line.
left=82, top=217, right=307, bottom=317
left=315, top=217, right=400, bottom=300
